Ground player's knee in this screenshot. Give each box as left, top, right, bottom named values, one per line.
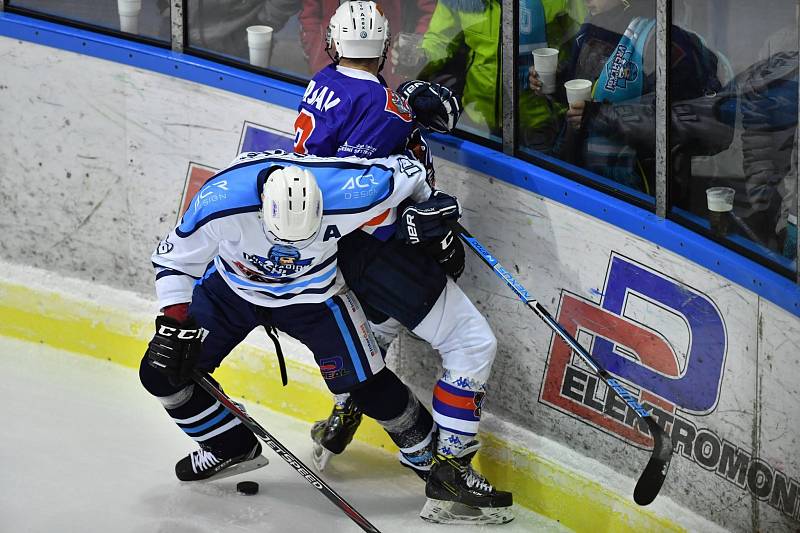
left=348, top=368, right=409, bottom=421
left=473, top=313, right=497, bottom=355
left=467, top=315, right=498, bottom=378
left=139, top=352, right=181, bottom=398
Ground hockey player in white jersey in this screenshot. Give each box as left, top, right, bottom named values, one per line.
left=139, top=150, right=511, bottom=523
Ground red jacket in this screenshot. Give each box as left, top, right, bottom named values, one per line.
left=299, top=0, right=435, bottom=88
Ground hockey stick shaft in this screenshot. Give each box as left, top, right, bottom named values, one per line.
left=450, top=221, right=672, bottom=505
left=193, top=372, right=382, bottom=533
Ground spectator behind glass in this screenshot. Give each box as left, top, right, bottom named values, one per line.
left=159, top=0, right=301, bottom=60
left=539, top=0, right=723, bottom=195
left=299, top=0, right=435, bottom=85
left=419, top=0, right=585, bottom=142
left=739, top=11, right=798, bottom=258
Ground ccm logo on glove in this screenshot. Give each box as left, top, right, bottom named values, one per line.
left=156, top=324, right=207, bottom=340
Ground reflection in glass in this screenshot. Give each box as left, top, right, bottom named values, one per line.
left=418, top=0, right=503, bottom=140
left=524, top=0, right=726, bottom=202
left=184, top=0, right=303, bottom=75
left=671, top=0, right=798, bottom=272
left=517, top=1, right=585, bottom=152
left=9, top=0, right=169, bottom=40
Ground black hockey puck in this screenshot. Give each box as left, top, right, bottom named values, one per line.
left=236, top=481, right=259, bottom=495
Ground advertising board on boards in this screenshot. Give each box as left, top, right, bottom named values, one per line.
left=540, top=253, right=799, bottom=521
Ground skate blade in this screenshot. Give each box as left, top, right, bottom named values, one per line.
left=199, top=455, right=269, bottom=482
left=312, top=443, right=333, bottom=472
left=419, top=498, right=514, bottom=525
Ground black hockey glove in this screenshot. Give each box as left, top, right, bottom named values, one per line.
left=397, top=80, right=463, bottom=133
left=424, top=229, right=465, bottom=281
left=146, top=315, right=206, bottom=386
left=396, top=190, right=462, bottom=245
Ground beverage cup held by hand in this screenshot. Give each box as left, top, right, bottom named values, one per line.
left=247, top=26, right=274, bottom=68
left=118, top=0, right=141, bottom=33
left=706, top=187, right=735, bottom=237
left=565, top=79, right=593, bottom=106
left=538, top=72, right=557, bottom=95
left=533, top=48, right=559, bottom=94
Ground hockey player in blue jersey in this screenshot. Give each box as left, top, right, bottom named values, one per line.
left=294, top=1, right=513, bottom=525
left=140, top=151, right=475, bottom=489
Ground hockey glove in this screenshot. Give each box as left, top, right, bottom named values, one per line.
left=424, top=229, right=465, bottom=281
left=397, top=80, right=463, bottom=134
left=396, top=190, right=462, bottom=245
left=146, top=314, right=206, bottom=386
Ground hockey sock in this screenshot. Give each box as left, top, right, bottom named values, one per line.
left=141, top=359, right=255, bottom=458
left=164, top=383, right=256, bottom=458
left=377, top=388, right=435, bottom=466
left=333, top=393, right=351, bottom=408
left=432, top=373, right=486, bottom=457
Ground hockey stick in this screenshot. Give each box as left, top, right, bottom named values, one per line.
left=192, top=372, right=382, bottom=533
left=450, top=221, right=673, bottom=506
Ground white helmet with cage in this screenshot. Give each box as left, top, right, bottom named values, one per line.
left=326, top=1, right=391, bottom=61
left=261, top=166, right=324, bottom=249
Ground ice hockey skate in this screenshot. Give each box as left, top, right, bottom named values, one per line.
left=175, top=442, right=268, bottom=482
left=420, top=441, right=514, bottom=525
left=310, top=396, right=363, bottom=471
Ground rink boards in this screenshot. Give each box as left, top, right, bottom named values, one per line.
left=0, top=14, right=799, bottom=533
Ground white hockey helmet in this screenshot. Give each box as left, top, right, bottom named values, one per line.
left=261, top=166, right=323, bottom=249
left=326, top=1, right=390, bottom=60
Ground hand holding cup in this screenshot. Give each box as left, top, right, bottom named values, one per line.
left=532, top=48, right=559, bottom=95
left=528, top=67, right=544, bottom=95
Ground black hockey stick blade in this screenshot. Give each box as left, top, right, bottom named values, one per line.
left=633, top=416, right=673, bottom=505
left=192, top=372, right=382, bottom=533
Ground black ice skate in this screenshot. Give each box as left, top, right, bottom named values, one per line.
left=175, top=442, right=268, bottom=482
left=420, top=441, right=514, bottom=525
left=310, top=397, right=363, bottom=471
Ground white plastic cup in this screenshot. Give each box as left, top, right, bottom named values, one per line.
left=247, top=26, right=274, bottom=68
left=538, top=71, right=557, bottom=95
left=533, top=47, right=559, bottom=94
left=565, top=79, right=593, bottom=106
left=706, top=186, right=735, bottom=237
left=705, top=187, right=735, bottom=212
left=118, top=0, right=141, bottom=33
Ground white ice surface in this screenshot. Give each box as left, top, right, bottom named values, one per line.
left=0, top=336, right=571, bottom=533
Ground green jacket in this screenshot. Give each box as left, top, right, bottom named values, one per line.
left=421, top=0, right=585, bottom=133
